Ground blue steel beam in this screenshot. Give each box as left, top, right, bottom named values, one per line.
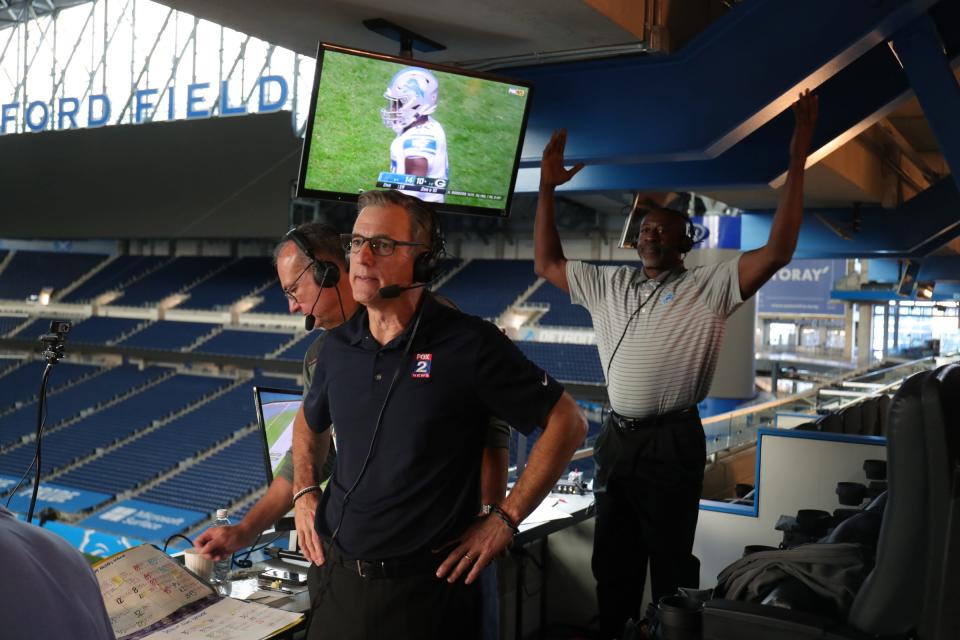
left=741, top=177, right=960, bottom=259
left=515, top=41, right=943, bottom=192
left=869, top=256, right=960, bottom=282
left=830, top=286, right=960, bottom=302
left=890, top=14, right=960, bottom=194
left=505, top=0, right=937, bottom=166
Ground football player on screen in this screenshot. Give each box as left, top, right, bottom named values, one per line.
left=381, top=67, right=448, bottom=203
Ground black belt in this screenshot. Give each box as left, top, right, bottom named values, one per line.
left=610, top=406, right=698, bottom=431
left=326, top=545, right=442, bottom=579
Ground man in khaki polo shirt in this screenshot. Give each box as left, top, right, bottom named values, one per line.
left=534, top=92, right=819, bottom=639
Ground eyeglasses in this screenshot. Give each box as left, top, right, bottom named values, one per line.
left=341, top=233, right=424, bottom=257
left=281, top=263, right=312, bottom=302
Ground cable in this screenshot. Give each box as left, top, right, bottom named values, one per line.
left=236, top=531, right=287, bottom=567
left=330, top=298, right=427, bottom=542
left=334, top=285, right=347, bottom=324
left=25, top=363, right=54, bottom=524
left=163, top=533, right=194, bottom=552
left=4, top=377, right=50, bottom=510
left=604, top=278, right=667, bottom=382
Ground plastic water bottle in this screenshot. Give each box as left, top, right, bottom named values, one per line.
left=212, top=508, right=231, bottom=583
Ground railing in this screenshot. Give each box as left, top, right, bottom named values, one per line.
left=511, top=355, right=953, bottom=477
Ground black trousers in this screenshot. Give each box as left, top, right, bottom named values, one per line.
left=306, top=550, right=480, bottom=640
left=591, top=411, right=706, bottom=640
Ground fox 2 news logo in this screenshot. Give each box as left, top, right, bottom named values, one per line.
left=412, top=353, right=432, bottom=379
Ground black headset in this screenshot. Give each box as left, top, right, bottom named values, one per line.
left=411, top=208, right=445, bottom=284
left=285, top=228, right=341, bottom=288
left=678, top=215, right=696, bottom=254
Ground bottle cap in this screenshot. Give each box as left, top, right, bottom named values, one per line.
left=216, top=508, right=228, bottom=519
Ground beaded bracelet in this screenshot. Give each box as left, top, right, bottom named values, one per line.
left=293, top=485, right=321, bottom=504
left=489, top=504, right=519, bottom=535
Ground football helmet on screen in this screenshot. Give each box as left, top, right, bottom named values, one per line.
left=381, top=67, right=439, bottom=134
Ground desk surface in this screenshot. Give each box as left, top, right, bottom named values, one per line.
left=515, top=491, right=594, bottom=546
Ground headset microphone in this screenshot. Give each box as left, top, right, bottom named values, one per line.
left=304, top=291, right=321, bottom=330
left=378, top=282, right=429, bottom=299
left=302, top=262, right=338, bottom=331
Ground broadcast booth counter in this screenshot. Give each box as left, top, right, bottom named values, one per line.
left=5, top=2, right=960, bottom=640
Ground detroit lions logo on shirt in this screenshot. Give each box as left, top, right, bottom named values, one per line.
left=662, top=292, right=675, bottom=304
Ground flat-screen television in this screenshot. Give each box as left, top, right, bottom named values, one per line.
left=897, top=259, right=921, bottom=297
left=297, top=43, right=534, bottom=217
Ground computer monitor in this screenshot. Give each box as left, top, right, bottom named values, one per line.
left=253, top=386, right=303, bottom=535
left=297, top=43, right=534, bottom=218
left=253, top=386, right=302, bottom=486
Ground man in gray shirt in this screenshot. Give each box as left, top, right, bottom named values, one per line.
left=534, top=92, right=818, bottom=639
left=0, top=506, right=115, bottom=640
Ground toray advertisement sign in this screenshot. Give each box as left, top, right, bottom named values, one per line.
left=758, top=259, right=846, bottom=315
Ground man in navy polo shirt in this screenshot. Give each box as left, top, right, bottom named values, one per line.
left=293, top=189, right=587, bottom=640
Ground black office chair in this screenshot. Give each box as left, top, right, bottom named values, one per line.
left=816, top=413, right=843, bottom=434
left=918, top=364, right=960, bottom=639
left=876, top=394, right=891, bottom=436
left=704, top=368, right=944, bottom=639
left=839, top=403, right=861, bottom=435
left=859, top=397, right=879, bottom=436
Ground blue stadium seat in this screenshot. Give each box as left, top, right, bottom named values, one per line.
left=60, top=256, right=169, bottom=303
left=112, top=257, right=231, bottom=306
left=180, top=257, right=275, bottom=310
left=136, top=432, right=269, bottom=515
left=527, top=283, right=593, bottom=327
left=56, top=382, right=261, bottom=495
left=248, top=287, right=288, bottom=314
left=0, top=361, right=103, bottom=417
left=515, top=341, right=604, bottom=385
left=67, top=317, right=147, bottom=345
left=276, top=332, right=320, bottom=362
left=436, top=260, right=537, bottom=319
left=0, top=251, right=108, bottom=300
left=0, top=315, right=27, bottom=337
left=193, top=329, right=296, bottom=358
left=9, top=317, right=78, bottom=340
left=116, top=320, right=219, bottom=351
left=0, top=372, right=229, bottom=476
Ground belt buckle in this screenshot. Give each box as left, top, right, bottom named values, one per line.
left=356, top=559, right=385, bottom=578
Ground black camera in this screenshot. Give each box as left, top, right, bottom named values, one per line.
left=49, top=320, right=71, bottom=335
left=40, top=321, right=71, bottom=364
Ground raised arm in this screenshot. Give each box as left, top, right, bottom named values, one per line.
left=437, top=392, right=587, bottom=584
left=292, top=406, right=331, bottom=566
left=739, top=91, right=819, bottom=300
left=534, top=130, right=585, bottom=292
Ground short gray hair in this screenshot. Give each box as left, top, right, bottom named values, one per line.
left=357, top=189, right=436, bottom=248
left=273, top=222, right=345, bottom=267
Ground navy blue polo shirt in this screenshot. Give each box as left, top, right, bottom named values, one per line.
left=303, top=293, right=564, bottom=560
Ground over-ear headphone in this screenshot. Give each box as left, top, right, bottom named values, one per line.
left=678, top=215, right=696, bottom=254
left=411, top=209, right=445, bottom=284
left=285, top=228, right=341, bottom=288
